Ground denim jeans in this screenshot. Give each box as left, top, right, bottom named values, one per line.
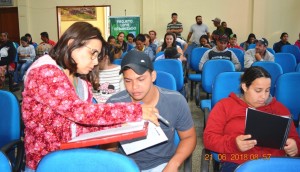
left=141, top=163, right=167, bottom=172
left=14, top=60, right=33, bottom=83
left=220, top=162, right=240, bottom=172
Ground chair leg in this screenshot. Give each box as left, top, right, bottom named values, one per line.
left=190, top=81, right=194, bottom=101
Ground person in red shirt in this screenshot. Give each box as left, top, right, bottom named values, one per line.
left=204, top=66, right=300, bottom=172
left=227, top=33, right=244, bottom=51
left=40, top=31, right=56, bottom=46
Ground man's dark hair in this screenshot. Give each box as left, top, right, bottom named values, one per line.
left=195, top=15, right=202, bottom=20
left=40, top=32, right=49, bottom=39
left=171, top=13, right=178, bottom=17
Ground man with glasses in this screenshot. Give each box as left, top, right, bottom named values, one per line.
left=199, top=33, right=241, bottom=71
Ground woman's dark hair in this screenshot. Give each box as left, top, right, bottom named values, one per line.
left=280, top=32, right=288, bottom=39
left=126, top=33, right=135, bottom=40
left=20, top=36, right=28, bottom=43
left=25, top=33, right=33, bottom=44
left=161, top=32, right=176, bottom=51
left=49, top=22, right=106, bottom=88
left=246, top=33, right=256, bottom=43
left=240, top=66, right=271, bottom=94
left=199, top=35, right=210, bottom=46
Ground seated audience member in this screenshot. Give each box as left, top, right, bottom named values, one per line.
left=13, top=36, right=36, bottom=85
left=107, top=35, right=122, bottom=59
left=0, top=32, right=16, bottom=88
left=221, top=21, right=233, bottom=37
left=244, top=38, right=274, bottom=69
left=126, top=33, right=136, bottom=50
left=273, top=32, right=291, bottom=53
left=156, top=32, right=184, bottom=57
left=211, top=17, right=225, bottom=36
left=149, top=30, right=159, bottom=47
left=204, top=66, right=300, bottom=172
left=295, top=32, right=300, bottom=49
left=132, top=34, right=155, bottom=61
left=25, top=33, right=38, bottom=48
left=107, top=50, right=196, bottom=171
left=35, top=42, right=52, bottom=58
left=116, top=32, right=128, bottom=53
left=92, top=44, right=125, bottom=103
left=241, top=33, right=256, bottom=51
left=198, top=34, right=241, bottom=71
left=199, top=34, right=212, bottom=49
left=144, top=33, right=157, bottom=56
left=40, top=31, right=56, bottom=46
left=22, top=22, right=158, bottom=171
left=155, top=47, right=186, bottom=62
left=227, top=34, right=244, bottom=50
left=176, top=36, right=188, bottom=53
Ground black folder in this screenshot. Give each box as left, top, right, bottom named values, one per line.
left=245, top=108, right=292, bottom=149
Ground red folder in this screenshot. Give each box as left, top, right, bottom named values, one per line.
left=60, top=122, right=148, bottom=150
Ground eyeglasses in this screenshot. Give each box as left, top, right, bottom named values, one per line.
left=84, top=45, right=100, bottom=60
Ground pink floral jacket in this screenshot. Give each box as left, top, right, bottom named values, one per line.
left=22, top=55, right=142, bottom=170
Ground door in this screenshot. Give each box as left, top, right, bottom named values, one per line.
left=0, top=7, right=20, bottom=43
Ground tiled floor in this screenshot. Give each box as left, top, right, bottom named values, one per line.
left=2, top=81, right=205, bottom=172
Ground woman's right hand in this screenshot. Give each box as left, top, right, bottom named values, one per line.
left=236, top=134, right=257, bottom=152
left=141, top=105, right=159, bottom=126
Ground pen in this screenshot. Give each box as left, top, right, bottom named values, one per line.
left=155, top=113, right=170, bottom=127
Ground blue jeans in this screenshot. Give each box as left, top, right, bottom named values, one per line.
left=14, top=60, right=33, bottom=83
left=141, top=163, right=167, bottom=172
left=25, top=166, right=35, bottom=172
left=220, top=162, right=240, bottom=172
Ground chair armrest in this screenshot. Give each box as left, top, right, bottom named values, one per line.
left=1, top=139, right=25, bottom=172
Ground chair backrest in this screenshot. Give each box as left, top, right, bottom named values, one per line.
left=296, top=63, right=300, bottom=72
left=36, top=149, right=140, bottom=172
left=154, top=71, right=177, bottom=91
left=0, top=90, right=21, bottom=148
left=275, top=72, right=300, bottom=122
left=267, top=47, right=275, bottom=55
left=212, top=72, right=243, bottom=107
left=154, top=59, right=184, bottom=91
left=112, top=58, right=122, bottom=65
left=274, top=53, right=297, bottom=73
left=202, top=60, right=235, bottom=94
left=229, top=48, right=245, bottom=71
left=248, top=43, right=256, bottom=49
left=252, top=61, right=283, bottom=95
left=235, top=157, right=300, bottom=172
left=190, top=47, right=209, bottom=72
left=281, top=45, right=300, bottom=63
left=0, top=151, right=11, bottom=172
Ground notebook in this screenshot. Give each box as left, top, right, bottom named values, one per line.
left=245, top=108, right=292, bottom=149
left=60, top=121, right=148, bottom=150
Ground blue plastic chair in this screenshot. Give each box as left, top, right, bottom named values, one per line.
left=112, top=58, right=122, bottom=65
left=281, top=45, right=300, bottom=63
left=0, top=90, right=24, bottom=172
left=155, top=51, right=164, bottom=60
left=248, top=43, right=256, bottom=49
left=0, top=151, right=12, bottom=172
left=201, top=72, right=242, bottom=172
left=274, top=53, right=297, bottom=73
left=0, top=90, right=24, bottom=171
left=275, top=72, right=300, bottom=130
left=188, top=47, right=209, bottom=105
left=296, top=63, right=300, bottom=72
left=267, top=47, right=275, bottom=55
left=174, top=131, right=192, bottom=172
left=229, top=48, right=245, bottom=71
left=120, top=51, right=127, bottom=59
left=200, top=60, right=235, bottom=128
left=36, top=148, right=140, bottom=172
left=154, top=71, right=177, bottom=91
left=154, top=59, right=187, bottom=99
left=252, top=61, right=283, bottom=95
left=235, top=157, right=300, bottom=172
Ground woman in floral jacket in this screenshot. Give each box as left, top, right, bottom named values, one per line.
left=22, top=22, right=158, bottom=171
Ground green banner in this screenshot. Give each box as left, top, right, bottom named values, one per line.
left=109, top=16, right=140, bottom=40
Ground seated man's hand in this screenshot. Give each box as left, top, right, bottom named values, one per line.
left=284, top=138, right=298, bottom=157
left=236, top=134, right=257, bottom=152
left=141, top=105, right=159, bottom=126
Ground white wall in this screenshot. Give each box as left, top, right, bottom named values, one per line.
left=17, top=0, right=300, bottom=46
